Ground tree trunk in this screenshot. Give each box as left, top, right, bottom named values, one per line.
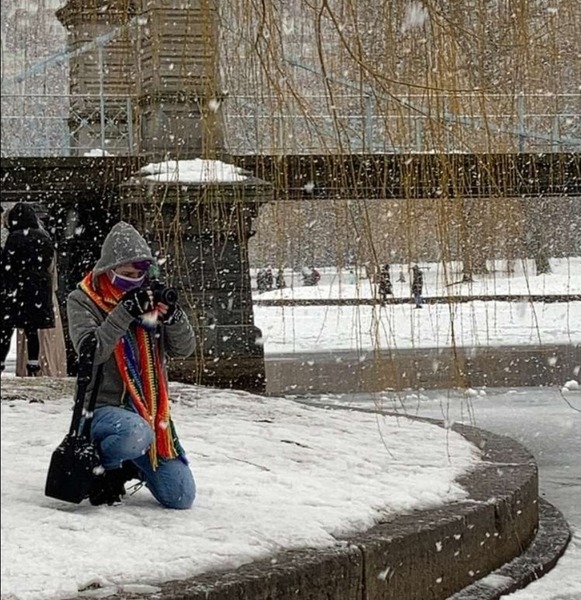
left=528, top=198, right=553, bottom=275
left=535, top=253, right=552, bottom=275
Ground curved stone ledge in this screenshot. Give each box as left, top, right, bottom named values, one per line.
left=346, top=422, right=540, bottom=600
left=450, top=499, right=571, bottom=600
left=97, top=420, right=569, bottom=600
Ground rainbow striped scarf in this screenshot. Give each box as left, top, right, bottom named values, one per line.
left=80, top=272, right=181, bottom=469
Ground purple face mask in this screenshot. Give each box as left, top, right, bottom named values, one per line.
left=110, top=271, right=146, bottom=292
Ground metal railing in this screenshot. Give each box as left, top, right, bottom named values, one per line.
left=1, top=91, right=579, bottom=157
left=0, top=93, right=135, bottom=157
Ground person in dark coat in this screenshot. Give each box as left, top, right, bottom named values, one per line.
left=0, top=203, right=55, bottom=374
left=264, top=267, right=274, bottom=291
left=312, top=267, right=321, bottom=285
left=378, top=263, right=393, bottom=303
left=411, top=264, right=424, bottom=309
left=256, top=268, right=266, bottom=293
left=276, top=268, right=286, bottom=289
left=302, top=266, right=320, bottom=286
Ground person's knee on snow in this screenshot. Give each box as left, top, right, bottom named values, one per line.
left=135, top=456, right=196, bottom=510
left=154, top=469, right=196, bottom=510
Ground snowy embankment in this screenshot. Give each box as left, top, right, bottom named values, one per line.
left=1, top=377, right=480, bottom=600
left=252, top=258, right=581, bottom=354
left=254, top=300, right=581, bottom=354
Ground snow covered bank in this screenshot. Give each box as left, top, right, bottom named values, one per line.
left=0, top=378, right=479, bottom=600
left=254, top=300, right=581, bottom=354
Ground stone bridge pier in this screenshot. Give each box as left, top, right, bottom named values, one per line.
left=52, top=0, right=272, bottom=390
left=119, top=174, right=272, bottom=390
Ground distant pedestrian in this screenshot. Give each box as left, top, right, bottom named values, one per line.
left=378, top=264, right=392, bottom=303
left=411, top=265, right=424, bottom=309
left=398, top=269, right=406, bottom=283
left=302, top=266, right=320, bottom=286
left=311, top=267, right=321, bottom=286
left=0, top=203, right=56, bottom=375
left=256, top=268, right=266, bottom=293
left=264, top=267, right=274, bottom=291
left=276, top=268, right=286, bottom=289
left=347, top=269, right=356, bottom=285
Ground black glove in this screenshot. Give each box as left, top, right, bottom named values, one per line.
left=161, top=303, right=184, bottom=326
left=120, top=288, right=154, bottom=318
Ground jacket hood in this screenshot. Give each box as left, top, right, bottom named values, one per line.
left=93, top=221, right=153, bottom=277
left=7, top=203, right=39, bottom=232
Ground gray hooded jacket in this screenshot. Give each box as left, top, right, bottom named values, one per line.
left=66, top=221, right=196, bottom=408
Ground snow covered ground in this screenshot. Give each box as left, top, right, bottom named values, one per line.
left=254, top=300, right=580, bottom=353
left=0, top=378, right=479, bottom=600
left=1, top=256, right=579, bottom=599
left=303, top=387, right=581, bottom=600
left=251, top=258, right=581, bottom=354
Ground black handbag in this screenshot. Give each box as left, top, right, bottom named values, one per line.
left=45, top=336, right=104, bottom=504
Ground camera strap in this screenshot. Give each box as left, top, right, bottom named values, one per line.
left=69, top=335, right=104, bottom=439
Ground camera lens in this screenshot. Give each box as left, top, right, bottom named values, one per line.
left=160, top=287, right=178, bottom=305
left=151, top=282, right=178, bottom=305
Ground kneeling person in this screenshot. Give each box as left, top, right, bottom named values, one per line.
left=66, top=221, right=196, bottom=509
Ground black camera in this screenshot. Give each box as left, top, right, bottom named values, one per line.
left=151, top=282, right=178, bottom=305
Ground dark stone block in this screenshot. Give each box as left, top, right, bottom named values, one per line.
left=145, top=545, right=362, bottom=600
left=119, top=176, right=272, bottom=392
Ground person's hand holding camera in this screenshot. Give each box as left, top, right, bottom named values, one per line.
left=120, top=288, right=154, bottom=318
left=157, top=302, right=184, bottom=325
left=151, top=282, right=183, bottom=325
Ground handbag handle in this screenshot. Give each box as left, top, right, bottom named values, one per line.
left=69, top=335, right=104, bottom=438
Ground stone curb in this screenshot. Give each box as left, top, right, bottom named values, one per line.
left=449, top=499, right=571, bottom=600
left=93, top=417, right=570, bottom=600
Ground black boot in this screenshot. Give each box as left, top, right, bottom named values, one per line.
left=89, top=469, right=126, bottom=506
left=89, top=462, right=141, bottom=506
left=120, top=460, right=141, bottom=483
left=26, top=363, right=42, bottom=377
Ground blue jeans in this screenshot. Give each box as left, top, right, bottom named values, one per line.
left=414, top=293, right=424, bottom=307
left=91, top=406, right=196, bottom=510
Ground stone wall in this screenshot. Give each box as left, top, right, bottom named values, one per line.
left=264, top=345, right=581, bottom=395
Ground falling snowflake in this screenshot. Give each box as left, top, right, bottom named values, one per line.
left=401, top=2, right=429, bottom=33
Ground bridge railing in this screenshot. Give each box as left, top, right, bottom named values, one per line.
left=224, top=92, right=581, bottom=155
left=0, top=93, right=135, bottom=157
left=1, top=91, right=579, bottom=157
